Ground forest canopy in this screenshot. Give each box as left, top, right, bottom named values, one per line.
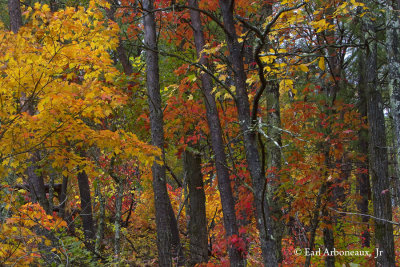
left=0, top=0, right=399, bottom=266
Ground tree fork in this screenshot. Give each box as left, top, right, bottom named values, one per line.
left=188, top=0, right=244, bottom=265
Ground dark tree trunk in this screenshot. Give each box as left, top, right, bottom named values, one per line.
left=27, top=152, right=50, bottom=214
left=188, top=1, right=244, bottom=265
left=386, top=0, right=400, bottom=181
left=265, top=82, right=284, bottom=263
left=184, top=149, right=208, bottom=266
left=105, top=0, right=134, bottom=76
left=7, top=0, right=22, bottom=33
left=323, top=208, right=335, bottom=267
left=218, top=0, right=278, bottom=265
left=77, top=170, right=95, bottom=249
left=49, top=0, right=57, bottom=12
left=357, top=50, right=371, bottom=247
left=142, top=1, right=184, bottom=265
left=114, top=181, right=124, bottom=257
left=58, top=176, right=68, bottom=219
left=95, top=194, right=105, bottom=254
left=364, top=20, right=396, bottom=267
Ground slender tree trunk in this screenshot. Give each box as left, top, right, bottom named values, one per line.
left=184, top=148, right=208, bottom=266
left=386, top=0, right=400, bottom=197
left=114, top=181, right=124, bottom=258
left=142, top=1, right=184, bottom=265
left=95, top=194, right=105, bottom=254
left=48, top=172, right=55, bottom=213
left=218, top=0, right=278, bottom=265
left=265, top=82, right=284, bottom=263
left=304, top=183, right=326, bottom=267
left=364, top=19, right=396, bottom=266
left=357, top=50, right=371, bottom=247
left=188, top=1, right=244, bottom=265
left=27, top=152, right=50, bottom=213
left=105, top=0, right=134, bottom=76
left=58, top=176, right=68, bottom=219
left=7, top=0, right=22, bottom=33
left=77, top=170, right=95, bottom=249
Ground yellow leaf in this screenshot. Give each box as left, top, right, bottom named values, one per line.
left=299, top=64, right=309, bottom=72
left=319, top=57, right=325, bottom=71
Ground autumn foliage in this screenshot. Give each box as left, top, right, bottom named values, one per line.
left=1, top=0, right=399, bottom=266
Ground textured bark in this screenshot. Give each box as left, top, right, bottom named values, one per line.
left=188, top=1, right=244, bottom=265
left=184, top=149, right=208, bottom=266
left=48, top=172, right=55, bottom=213
left=304, top=183, right=326, bottom=267
left=357, top=51, right=371, bottom=247
left=218, top=0, right=278, bottom=265
left=323, top=221, right=335, bottom=267
left=77, top=170, right=95, bottom=248
left=58, top=176, right=68, bottom=219
left=364, top=20, right=395, bottom=267
left=114, top=181, right=124, bottom=257
left=265, top=82, right=284, bottom=263
left=143, top=1, right=184, bottom=265
left=105, top=0, right=134, bottom=76
left=49, top=0, right=57, bottom=12
left=27, top=152, right=50, bottom=214
left=7, top=0, right=22, bottom=33
left=386, top=0, right=400, bottom=192
left=95, top=194, right=105, bottom=254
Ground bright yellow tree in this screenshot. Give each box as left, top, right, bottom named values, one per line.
left=0, top=1, right=159, bottom=178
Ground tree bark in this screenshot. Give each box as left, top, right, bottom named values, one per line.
left=142, top=1, right=184, bottom=265
left=106, top=0, right=134, bottom=76
left=265, top=82, right=284, bottom=263
left=7, top=0, right=22, bottom=33
left=77, top=170, right=95, bottom=249
left=188, top=1, right=244, bottom=265
left=95, top=193, right=105, bottom=255
left=364, top=19, right=396, bottom=267
left=27, top=152, right=50, bottom=214
left=184, top=148, right=208, bottom=266
left=357, top=50, right=371, bottom=247
left=218, top=0, right=278, bottom=265
left=58, top=176, right=68, bottom=220
left=114, top=181, right=124, bottom=258
left=386, top=0, right=400, bottom=196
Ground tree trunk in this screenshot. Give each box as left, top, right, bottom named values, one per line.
left=386, top=0, right=400, bottom=199
left=7, top=0, right=22, bottom=33
left=77, top=170, right=95, bottom=249
left=105, top=0, right=134, bottom=76
left=357, top=50, right=371, bottom=247
left=265, top=82, right=284, bottom=263
left=184, top=148, right=208, bottom=266
left=114, top=181, right=124, bottom=258
left=142, top=1, right=184, bottom=265
left=27, top=152, right=50, bottom=214
left=364, top=19, right=396, bottom=267
left=188, top=1, right=244, bottom=265
left=95, top=193, right=105, bottom=254
left=58, top=176, right=68, bottom=220
left=218, top=0, right=278, bottom=265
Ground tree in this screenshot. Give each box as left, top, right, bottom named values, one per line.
left=364, top=11, right=396, bottom=266
left=188, top=0, right=244, bottom=265
left=142, top=0, right=184, bottom=265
